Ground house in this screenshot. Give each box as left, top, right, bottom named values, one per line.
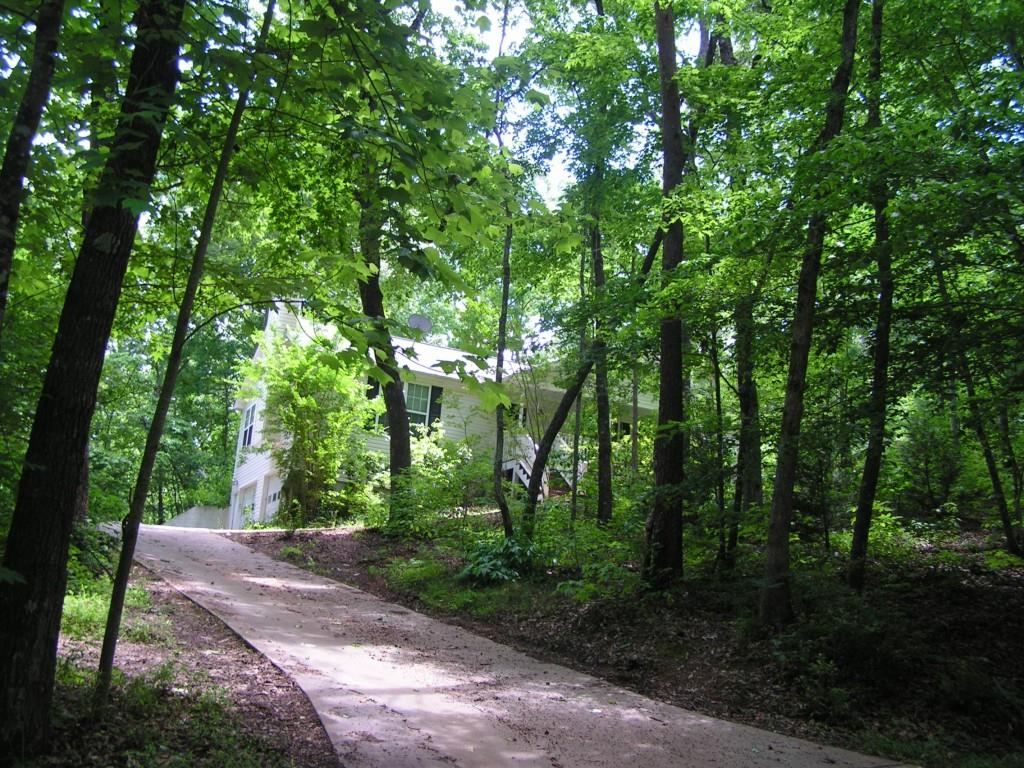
left=228, top=305, right=656, bottom=527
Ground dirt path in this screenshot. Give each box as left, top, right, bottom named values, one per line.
left=134, top=525, right=906, bottom=768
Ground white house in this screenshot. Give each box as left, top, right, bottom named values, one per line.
left=228, top=305, right=655, bottom=527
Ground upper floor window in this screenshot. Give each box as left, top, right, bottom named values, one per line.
left=241, top=404, right=256, bottom=447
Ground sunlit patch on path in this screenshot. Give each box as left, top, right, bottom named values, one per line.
left=133, top=525, right=907, bottom=768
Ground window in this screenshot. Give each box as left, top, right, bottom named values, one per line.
left=375, top=382, right=442, bottom=433
left=406, top=382, right=430, bottom=425
left=241, top=404, right=256, bottom=447
left=508, top=403, right=527, bottom=426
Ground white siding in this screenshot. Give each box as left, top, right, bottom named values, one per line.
left=227, top=305, right=659, bottom=518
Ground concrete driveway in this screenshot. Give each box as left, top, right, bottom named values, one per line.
left=132, top=525, right=907, bottom=768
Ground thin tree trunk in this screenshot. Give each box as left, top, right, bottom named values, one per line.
left=962, top=364, right=1020, bottom=555
left=493, top=217, right=514, bottom=539
left=591, top=220, right=613, bottom=525
left=710, top=331, right=728, bottom=567
left=587, top=0, right=614, bottom=527
left=522, top=229, right=667, bottom=533
left=642, top=1, right=688, bottom=587
left=728, top=295, right=762, bottom=562
left=357, top=187, right=411, bottom=519
left=760, top=0, right=861, bottom=627
left=987, top=385, right=1023, bottom=523
left=571, top=248, right=586, bottom=523
left=0, top=0, right=66, bottom=346
left=935, top=267, right=1021, bottom=556
left=94, top=0, right=275, bottom=708
left=631, top=367, right=640, bottom=477
left=849, top=0, right=892, bottom=593
left=0, top=0, right=186, bottom=754
left=996, top=402, right=1023, bottom=523
left=523, top=358, right=593, bottom=539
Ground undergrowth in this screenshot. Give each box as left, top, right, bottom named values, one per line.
left=22, top=660, right=305, bottom=768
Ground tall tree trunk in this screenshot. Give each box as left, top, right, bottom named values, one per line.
left=0, top=0, right=66, bottom=347
left=935, top=267, right=1021, bottom=556
left=591, top=220, right=614, bottom=525
left=643, top=1, right=688, bottom=587
left=357, top=188, right=411, bottom=521
left=94, top=0, right=276, bottom=707
left=849, top=0, right=893, bottom=593
left=760, top=0, right=861, bottom=627
left=523, top=358, right=593, bottom=540
left=995, top=400, right=1023, bottom=522
left=571, top=248, right=586, bottom=523
left=728, top=295, right=762, bottom=562
left=710, top=331, right=728, bottom=567
left=631, top=367, right=640, bottom=477
left=0, top=0, right=186, bottom=754
left=493, top=217, right=515, bottom=539
left=587, top=0, right=614, bottom=528
left=522, top=231, right=665, bottom=534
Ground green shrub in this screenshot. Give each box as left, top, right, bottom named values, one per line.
left=61, top=590, right=110, bottom=640
left=459, top=536, right=534, bottom=583
left=382, top=429, right=490, bottom=538
left=982, top=549, right=1024, bottom=571
left=556, top=561, right=642, bottom=602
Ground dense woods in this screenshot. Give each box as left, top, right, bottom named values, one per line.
left=0, top=0, right=1021, bottom=764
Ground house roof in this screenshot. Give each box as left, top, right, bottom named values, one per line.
left=389, top=336, right=529, bottom=384
left=241, top=306, right=657, bottom=412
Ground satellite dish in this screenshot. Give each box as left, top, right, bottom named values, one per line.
left=408, top=314, right=433, bottom=334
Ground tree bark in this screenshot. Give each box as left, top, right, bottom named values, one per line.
left=521, top=225, right=667, bottom=535
left=0, top=0, right=186, bottom=754
left=642, top=1, right=688, bottom=587
left=493, top=217, right=515, bottom=539
left=710, top=331, right=728, bottom=567
left=728, top=294, right=762, bottom=562
left=523, top=357, right=593, bottom=539
left=357, top=186, right=412, bottom=520
left=935, top=267, right=1021, bottom=556
left=571, top=248, right=587, bottom=523
left=94, top=0, right=276, bottom=707
left=995, top=400, right=1022, bottom=523
left=962, top=365, right=1020, bottom=554
left=591, top=220, right=614, bottom=525
left=760, top=0, right=861, bottom=627
left=0, top=0, right=66, bottom=347
left=849, top=0, right=892, bottom=593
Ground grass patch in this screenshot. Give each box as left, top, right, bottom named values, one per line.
left=382, top=551, right=538, bottom=618
left=854, top=727, right=1024, bottom=768
left=26, top=659, right=304, bottom=768
left=61, top=583, right=154, bottom=642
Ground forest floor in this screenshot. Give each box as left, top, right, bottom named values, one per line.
left=31, top=565, right=339, bottom=767
left=233, top=523, right=1024, bottom=768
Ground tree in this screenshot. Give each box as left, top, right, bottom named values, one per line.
left=0, top=0, right=65, bottom=347
left=848, top=0, right=894, bottom=592
left=759, top=0, right=862, bottom=627
left=95, top=0, right=277, bottom=706
left=0, top=0, right=187, bottom=753
left=643, top=0, right=688, bottom=587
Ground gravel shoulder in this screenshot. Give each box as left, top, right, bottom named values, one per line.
left=50, top=565, right=339, bottom=768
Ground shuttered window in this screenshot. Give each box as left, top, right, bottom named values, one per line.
left=241, top=404, right=256, bottom=447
